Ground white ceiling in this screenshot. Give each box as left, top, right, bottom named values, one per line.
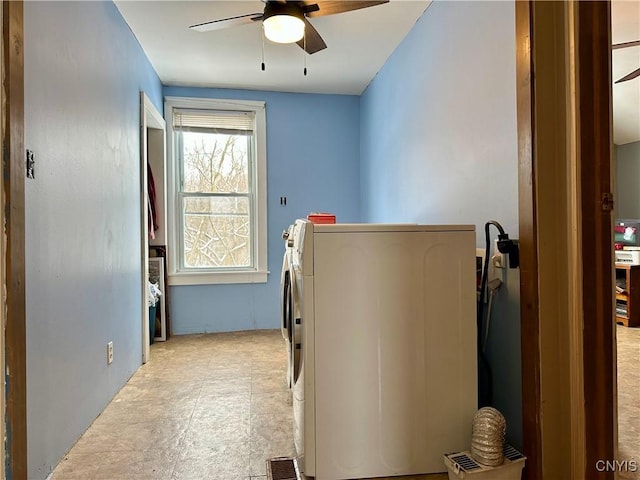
left=612, top=0, right=640, bottom=145
left=116, top=0, right=640, bottom=144
left=115, top=0, right=429, bottom=95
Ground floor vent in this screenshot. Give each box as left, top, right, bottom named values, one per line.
left=266, top=457, right=299, bottom=480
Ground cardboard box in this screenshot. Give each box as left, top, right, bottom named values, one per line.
left=307, top=213, right=336, bottom=224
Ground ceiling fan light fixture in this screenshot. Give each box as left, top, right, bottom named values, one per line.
left=263, top=3, right=305, bottom=44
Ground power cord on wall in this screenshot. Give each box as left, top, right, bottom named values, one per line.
left=477, top=220, right=519, bottom=407
left=482, top=277, right=503, bottom=353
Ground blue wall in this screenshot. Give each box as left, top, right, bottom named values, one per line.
left=24, top=2, right=162, bottom=477
left=21, top=1, right=524, bottom=476
left=163, top=87, right=361, bottom=333
left=360, top=1, right=522, bottom=448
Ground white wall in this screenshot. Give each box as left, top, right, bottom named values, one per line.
left=360, top=1, right=518, bottom=237
left=615, top=141, right=640, bottom=218
left=24, top=2, right=162, bottom=477
left=360, top=1, right=522, bottom=447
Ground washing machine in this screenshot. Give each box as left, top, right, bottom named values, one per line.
left=290, top=219, right=477, bottom=480
left=280, top=224, right=296, bottom=387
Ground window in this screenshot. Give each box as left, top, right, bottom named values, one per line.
left=165, top=97, right=267, bottom=285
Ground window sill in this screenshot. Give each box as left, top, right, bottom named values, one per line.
left=167, top=270, right=269, bottom=286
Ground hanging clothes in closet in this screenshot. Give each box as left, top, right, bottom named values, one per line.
left=148, top=161, right=158, bottom=240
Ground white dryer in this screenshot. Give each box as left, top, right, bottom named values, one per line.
left=280, top=224, right=295, bottom=340
left=280, top=224, right=296, bottom=388
left=290, top=220, right=477, bottom=480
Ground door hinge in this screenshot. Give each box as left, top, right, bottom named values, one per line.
left=601, top=193, right=614, bottom=212
left=26, top=149, right=35, bottom=179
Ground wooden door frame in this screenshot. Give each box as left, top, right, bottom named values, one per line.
left=577, top=1, right=617, bottom=472
left=576, top=2, right=615, bottom=475
left=517, top=1, right=614, bottom=479
left=3, top=1, right=26, bottom=478
left=1, top=3, right=5, bottom=478
left=515, top=3, right=542, bottom=477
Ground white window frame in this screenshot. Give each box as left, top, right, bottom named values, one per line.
left=165, top=96, right=268, bottom=285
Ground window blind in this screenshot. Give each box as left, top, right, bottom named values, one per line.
left=173, top=109, right=255, bottom=134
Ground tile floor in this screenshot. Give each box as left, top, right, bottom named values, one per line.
left=616, top=324, right=640, bottom=480
left=51, top=326, right=640, bottom=480
left=51, top=330, right=449, bottom=480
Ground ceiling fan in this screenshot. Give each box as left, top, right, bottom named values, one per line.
left=189, top=1, right=389, bottom=55
left=613, top=40, right=640, bottom=83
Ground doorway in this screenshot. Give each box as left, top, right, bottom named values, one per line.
left=140, top=92, right=166, bottom=363
left=516, top=2, right=619, bottom=478
left=611, top=1, right=640, bottom=473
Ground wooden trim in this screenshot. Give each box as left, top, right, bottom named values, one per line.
left=515, top=2, right=542, bottom=479
left=518, top=1, right=615, bottom=478
left=0, top=3, right=5, bottom=479
left=515, top=1, right=541, bottom=470
left=531, top=0, right=575, bottom=471
left=576, top=1, right=615, bottom=476
left=565, top=2, right=586, bottom=476
left=2, top=1, right=26, bottom=478
left=566, top=2, right=586, bottom=475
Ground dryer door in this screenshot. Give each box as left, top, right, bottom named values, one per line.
left=280, top=253, right=292, bottom=341
left=290, top=265, right=303, bottom=384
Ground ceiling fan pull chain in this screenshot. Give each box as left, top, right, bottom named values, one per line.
left=303, top=31, right=307, bottom=76
left=261, top=24, right=266, bottom=71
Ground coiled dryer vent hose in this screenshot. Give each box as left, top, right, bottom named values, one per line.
left=470, top=407, right=506, bottom=467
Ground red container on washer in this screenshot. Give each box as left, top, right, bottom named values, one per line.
left=307, top=212, right=336, bottom=224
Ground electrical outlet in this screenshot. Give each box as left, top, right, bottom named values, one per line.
left=492, top=238, right=508, bottom=270
left=107, top=341, right=114, bottom=365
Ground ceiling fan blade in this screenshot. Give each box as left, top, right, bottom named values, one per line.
left=304, top=0, right=388, bottom=18
left=612, top=40, right=640, bottom=50
left=615, top=67, right=640, bottom=84
left=190, top=13, right=263, bottom=33
left=296, top=18, right=327, bottom=54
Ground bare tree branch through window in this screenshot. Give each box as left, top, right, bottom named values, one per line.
left=177, top=123, right=253, bottom=269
